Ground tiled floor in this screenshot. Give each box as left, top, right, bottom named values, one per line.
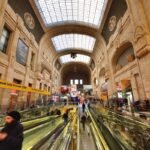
left=80, top=123, right=97, bottom=150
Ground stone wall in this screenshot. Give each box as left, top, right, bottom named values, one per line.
left=92, top=0, right=150, bottom=100
left=0, top=1, right=55, bottom=111
left=8, top=0, right=44, bottom=43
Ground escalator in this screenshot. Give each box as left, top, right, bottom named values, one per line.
left=90, top=106, right=150, bottom=150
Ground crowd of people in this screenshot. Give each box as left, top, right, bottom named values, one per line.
left=76, top=97, right=92, bottom=135
left=0, top=94, right=92, bottom=149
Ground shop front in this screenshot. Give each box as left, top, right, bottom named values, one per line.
left=0, top=80, right=50, bottom=111
left=113, top=80, right=134, bottom=113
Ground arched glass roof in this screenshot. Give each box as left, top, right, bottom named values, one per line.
left=51, top=34, right=96, bottom=52
left=60, top=54, right=91, bottom=64
left=34, top=0, right=107, bottom=28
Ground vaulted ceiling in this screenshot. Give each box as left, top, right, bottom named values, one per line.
left=30, top=0, right=109, bottom=69
left=30, top=0, right=108, bottom=65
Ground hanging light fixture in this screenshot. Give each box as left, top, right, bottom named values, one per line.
left=70, top=53, right=77, bottom=59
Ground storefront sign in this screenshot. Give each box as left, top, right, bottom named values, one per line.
left=0, top=80, right=50, bottom=95
left=116, top=82, right=122, bottom=91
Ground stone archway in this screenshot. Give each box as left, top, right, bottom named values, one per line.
left=61, top=63, right=91, bottom=85
left=99, top=68, right=106, bottom=84
left=112, top=42, right=135, bottom=73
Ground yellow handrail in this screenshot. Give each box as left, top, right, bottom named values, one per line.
left=77, top=112, right=80, bottom=150
left=87, top=110, right=110, bottom=150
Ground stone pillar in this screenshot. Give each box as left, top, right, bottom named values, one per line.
left=0, top=0, right=8, bottom=34
left=126, top=0, right=150, bottom=55
left=24, top=46, right=32, bottom=86
left=131, top=74, right=140, bottom=101
left=126, top=0, right=150, bottom=99
left=33, top=47, right=41, bottom=104
left=107, top=77, right=114, bottom=99
left=0, top=28, right=20, bottom=111
left=34, top=45, right=42, bottom=102
left=6, top=29, right=20, bottom=80
left=109, top=67, right=117, bottom=97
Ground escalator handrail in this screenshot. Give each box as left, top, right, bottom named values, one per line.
left=61, top=114, right=77, bottom=150
left=50, top=112, right=76, bottom=150
left=87, top=110, right=110, bottom=150
left=77, top=114, right=80, bottom=150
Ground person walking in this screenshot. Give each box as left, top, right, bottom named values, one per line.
left=0, top=111, right=24, bottom=150
left=81, top=113, right=86, bottom=130
left=78, top=102, right=83, bottom=120
left=82, top=103, right=85, bottom=112
left=87, top=100, right=91, bottom=110
left=63, top=111, right=68, bottom=124
left=86, top=115, right=92, bottom=136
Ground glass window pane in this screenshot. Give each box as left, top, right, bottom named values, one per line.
left=34, top=0, right=107, bottom=28
left=0, top=36, right=6, bottom=44
left=70, top=79, right=73, bottom=85
left=0, top=27, right=10, bottom=53
left=52, top=33, right=96, bottom=52
left=59, top=54, right=90, bottom=64
left=80, top=79, right=83, bottom=85
left=75, top=79, right=78, bottom=85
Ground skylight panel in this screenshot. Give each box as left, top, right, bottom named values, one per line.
left=34, top=0, right=107, bottom=28
left=60, top=54, right=91, bottom=64
left=51, top=34, right=96, bottom=52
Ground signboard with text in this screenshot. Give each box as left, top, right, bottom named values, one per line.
left=0, top=80, right=50, bottom=95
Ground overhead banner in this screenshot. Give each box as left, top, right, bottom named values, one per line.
left=0, top=80, right=50, bottom=95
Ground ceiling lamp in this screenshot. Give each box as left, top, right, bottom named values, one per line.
left=71, top=53, right=77, bottom=59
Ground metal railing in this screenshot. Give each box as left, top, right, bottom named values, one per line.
left=0, top=104, right=64, bottom=126
left=50, top=110, right=77, bottom=150
left=87, top=110, right=110, bottom=150
left=91, top=106, right=150, bottom=150
left=77, top=115, right=80, bottom=150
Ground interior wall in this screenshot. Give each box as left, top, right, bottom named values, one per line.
left=8, top=0, right=44, bottom=43
left=61, top=63, right=91, bottom=85
left=102, top=0, right=127, bottom=43
left=142, top=0, right=150, bottom=30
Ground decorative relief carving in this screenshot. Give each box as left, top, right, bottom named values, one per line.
left=114, top=38, right=120, bottom=49
left=136, top=47, right=150, bottom=58
left=108, top=16, right=117, bottom=31
left=24, top=12, right=35, bottom=30
left=116, top=64, right=122, bottom=72
left=105, top=70, right=110, bottom=79
left=134, top=25, right=150, bottom=58
left=134, top=26, right=146, bottom=43
left=17, top=15, right=24, bottom=31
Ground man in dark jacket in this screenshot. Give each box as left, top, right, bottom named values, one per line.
left=0, top=111, right=23, bottom=150
left=81, top=113, right=86, bottom=130
left=82, top=103, right=85, bottom=112
left=63, top=111, right=68, bottom=124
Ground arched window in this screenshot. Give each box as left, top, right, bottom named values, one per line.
left=112, top=42, right=135, bottom=72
